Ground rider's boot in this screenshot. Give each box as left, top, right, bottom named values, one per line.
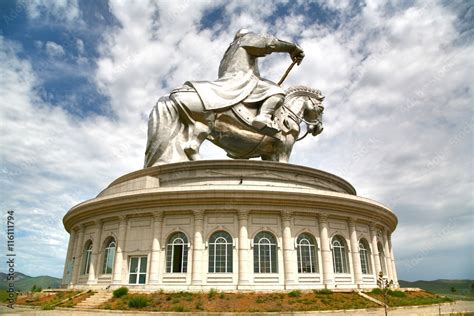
left=252, top=95, right=284, bottom=135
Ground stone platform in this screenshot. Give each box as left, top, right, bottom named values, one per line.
left=62, top=160, right=398, bottom=291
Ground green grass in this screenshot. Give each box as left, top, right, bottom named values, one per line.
left=208, top=288, right=218, bottom=299
left=369, top=291, right=452, bottom=307
left=288, top=290, right=302, bottom=297
left=0, top=290, right=16, bottom=303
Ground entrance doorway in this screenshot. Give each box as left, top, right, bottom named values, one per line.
left=129, top=256, right=147, bottom=284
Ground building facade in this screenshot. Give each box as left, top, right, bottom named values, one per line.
left=62, top=160, right=398, bottom=291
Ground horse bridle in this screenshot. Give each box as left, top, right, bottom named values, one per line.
left=282, top=97, right=323, bottom=141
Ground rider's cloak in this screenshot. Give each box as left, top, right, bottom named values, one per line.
left=185, top=33, right=285, bottom=110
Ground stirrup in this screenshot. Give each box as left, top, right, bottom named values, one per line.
left=259, top=125, right=280, bottom=136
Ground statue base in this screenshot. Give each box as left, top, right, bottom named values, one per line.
left=62, top=160, right=398, bottom=291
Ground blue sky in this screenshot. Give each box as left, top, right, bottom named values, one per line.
left=0, top=0, right=472, bottom=281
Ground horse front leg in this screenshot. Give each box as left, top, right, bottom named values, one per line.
left=263, top=137, right=294, bottom=162
left=184, top=121, right=211, bottom=160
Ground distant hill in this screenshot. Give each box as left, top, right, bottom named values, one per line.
left=0, top=272, right=61, bottom=292
left=400, top=279, right=474, bottom=295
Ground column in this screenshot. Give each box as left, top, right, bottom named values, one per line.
left=237, top=210, right=250, bottom=288
left=87, top=220, right=103, bottom=284
left=72, top=224, right=85, bottom=285
left=387, top=232, right=399, bottom=287
left=281, top=210, right=296, bottom=288
left=62, top=228, right=77, bottom=287
left=149, top=212, right=163, bottom=285
left=382, top=227, right=394, bottom=282
left=348, top=218, right=363, bottom=288
left=370, top=222, right=381, bottom=276
left=318, top=213, right=334, bottom=288
left=191, top=210, right=204, bottom=286
left=112, top=216, right=128, bottom=285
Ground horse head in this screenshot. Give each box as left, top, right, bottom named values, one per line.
left=284, top=86, right=325, bottom=138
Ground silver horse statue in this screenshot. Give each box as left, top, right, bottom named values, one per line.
left=144, top=85, right=324, bottom=167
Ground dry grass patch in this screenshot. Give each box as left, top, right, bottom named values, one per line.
left=99, top=290, right=379, bottom=312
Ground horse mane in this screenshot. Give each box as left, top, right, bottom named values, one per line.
left=285, top=86, right=325, bottom=101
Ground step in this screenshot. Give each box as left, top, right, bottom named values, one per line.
left=76, top=291, right=113, bottom=309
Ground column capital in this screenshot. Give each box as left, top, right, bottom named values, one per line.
left=281, top=210, right=292, bottom=222
left=369, top=221, right=378, bottom=231
left=193, top=209, right=205, bottom=221
left=118, top=215, right=128, bottom=225
left=153, top=211, right=164, bottom=222
left=319, top=213, right=328, bottom=224
left=348, top=217, right=357, bottom=228
left=93, top=219, right=104, bottom=227
left=238, top=209, right=249, bottom=220
left=77, top=223, right=87, bottom=232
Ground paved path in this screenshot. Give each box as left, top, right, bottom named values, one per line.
left=1, top=301, right=473, bottom=315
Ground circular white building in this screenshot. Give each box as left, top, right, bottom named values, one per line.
left=61, top=160, right=398, bottom=291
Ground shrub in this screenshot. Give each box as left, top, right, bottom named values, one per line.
left=113, top=287, right=129, bottom=298
left=172, top=304, right=188, bottom=312
left=388, top=290, right=406, bottom=298
left=288, top=290, right=302, bottom=297
left=41, top=304, right=54, bottom=310
left=370, top=288, right=383, bottom=295
left=256, top=296, right=265, bottom=303
left=128, top=295, right=149, bottom=308
left=313, top=289, right=332, bottom=295
left=31, top=285, right=42, bottom=292
left=102, top=303, right=112, bottom=310
left=208, top=288, right=218, bottom=299
left=195, top=298, right=204, bottom=310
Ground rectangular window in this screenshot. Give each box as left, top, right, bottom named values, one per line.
left=129, top=256, right=147, bottom=284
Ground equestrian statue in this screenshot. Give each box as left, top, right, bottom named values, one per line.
left=144, top=29, right=325, bottom=167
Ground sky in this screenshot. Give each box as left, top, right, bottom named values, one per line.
left=0, top=0, right=472, bottom=281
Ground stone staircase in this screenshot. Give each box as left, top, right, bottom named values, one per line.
left=76, top=291, right=113, bottom=309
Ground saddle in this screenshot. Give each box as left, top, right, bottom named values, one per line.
left=232, top=103, right=297, bottom=137
left=171, top=85, right=297, bottom=137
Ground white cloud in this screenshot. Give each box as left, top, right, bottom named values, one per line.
left=76, top=38, right=84, bottom=55
left=45, top=41, right=65, bottom=57
left=0, top=36, right=144, bottom=276
left=24, top=0, right=81, bottom=23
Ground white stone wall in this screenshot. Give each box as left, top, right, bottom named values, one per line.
left=63, top=210, right=398, bottom=291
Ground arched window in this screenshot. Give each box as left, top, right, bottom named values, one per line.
left=297, top=233, right=319, bottom=273
left=208, top=231, right=233, bottom=273
left=81, top=241, right=93, bottom=275
left=166, top=232, right=188, bottom=273
left=253, top=231, right=278, bottom=273
left=331, top=236, right=350, bottom=274
left=102, top=238, right=116, bottom=274
left=359, top=239, right=371, bottom=274
left=377, top=242, right=387, bottom=275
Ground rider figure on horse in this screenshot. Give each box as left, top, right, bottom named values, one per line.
left=185, top=29, right=305, bottom=134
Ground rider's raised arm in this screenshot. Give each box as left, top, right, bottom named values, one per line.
left=241, top=33, right=304, bottom=63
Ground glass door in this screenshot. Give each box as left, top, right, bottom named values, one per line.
left=129, top=256, right=147, bottom=284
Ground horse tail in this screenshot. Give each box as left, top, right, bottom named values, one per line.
left=144, top=96, right=186, bottom=167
